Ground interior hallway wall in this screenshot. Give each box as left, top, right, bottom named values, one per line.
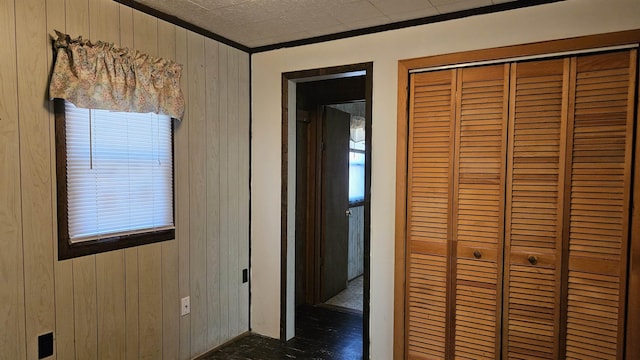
left=0, top=0, right=249, bottom=358
left=250, top=0, right=640, bottom=358
left=348, top=205, right=365, bottom=281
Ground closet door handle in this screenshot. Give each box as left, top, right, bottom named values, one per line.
left=528, top=255, right=538, bottom=265
left=473, top=250, right=482, bottom=259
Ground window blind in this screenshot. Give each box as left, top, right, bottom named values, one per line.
left=64, top=101, right=174, bottom=243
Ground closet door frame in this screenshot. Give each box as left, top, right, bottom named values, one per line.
left=395, top=29, right=640, bottom=360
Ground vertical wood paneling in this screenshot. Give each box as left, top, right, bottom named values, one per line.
left=47, top=0, right=75, bottom=357
left=227, top=46, right=241, bottom=337
left=89, top=0, right=118, bottom=42
left=174, top=26, right=192, bottom=360
left=65, top=0, right=89, bottom=38
left=157, top=19, right=180, bottom=360
left=138, top=243, right=163, bottom=360
left=15, top=0, right=56, bottom=358
left=124, top=248, right=140, bottom=360
left=0, top=0, right=26, bottom=358
left=217, top=43, right=231, bottom=343
left=187, top=31, right=208, bottom=357
left=73, top=256, right=98, bottom=360
left=3, top=0, right=251, bottom=358
left=162, top=235, right=180, bottom=359
left=238, top=51, right=251, bottom=332
left=205, top=38, right=221, bottom=348
left=66, top=1, right=96, bottom=358
left=95, top=253, right=126, bottom=359
left=348, top=205, right=365, bottom=280
left=118, top=4, right=134, bottom=46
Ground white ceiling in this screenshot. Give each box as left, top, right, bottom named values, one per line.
left=132, top=0, right=532, bottom=49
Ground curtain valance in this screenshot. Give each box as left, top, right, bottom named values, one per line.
left=49, top=31, right=184, bottom=120
left=350, top=115, right=365, bottom=143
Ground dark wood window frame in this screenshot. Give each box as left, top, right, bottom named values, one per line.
left=54, top=99, right=175, bottom=260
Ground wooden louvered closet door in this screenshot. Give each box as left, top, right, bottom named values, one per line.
left=405, top=69, right=456, bottom=359
left=404, top=49, right=637, bottom=360
left=503, top=58, right=569, bottom=359
left=564, top=50, right=636, bottom=359
left=503, top=50, right=637, bottom=360
left=453, top=65, right=508, bottom=359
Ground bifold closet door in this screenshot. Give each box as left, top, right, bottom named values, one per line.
left=405, top=69, right=455, bottom=359
left=452, top=64, right=509, bottom=359
left=503, top=58, right=569, bottom=359
left=404, top=48, right=637, bottom=360
left=564, top=50, right=636, bottom=359
left=405, top=64, right=509, bottom=359
left=502, top=50, right=637, bottom=359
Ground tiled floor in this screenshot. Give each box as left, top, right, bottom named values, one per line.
left=324, top=275, right=363, bottom=312
left=200, top=305, right=363, bottom=360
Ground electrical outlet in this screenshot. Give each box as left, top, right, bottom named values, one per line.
left=38, top=332, right=54, bottom=359
left=181, top=296, right=190, bottom=316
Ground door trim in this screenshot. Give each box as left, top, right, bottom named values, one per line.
left=394, top=29, right=640, bottom=359
left=281, top=62, right=373, bottom=358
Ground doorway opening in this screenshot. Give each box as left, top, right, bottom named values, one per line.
left=281, top=63, right=372, bottom=359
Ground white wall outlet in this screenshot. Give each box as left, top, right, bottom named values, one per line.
left=181, top=296, right=190, bottom=316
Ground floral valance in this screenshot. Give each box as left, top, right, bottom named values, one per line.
left=49, top=31, right=184, bottom=120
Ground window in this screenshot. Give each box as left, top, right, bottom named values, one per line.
left=56, top=100, right=175, bottom=259
left=349, top=139, right=365, bottom=204
left=349, top=149, right=365, bottom=203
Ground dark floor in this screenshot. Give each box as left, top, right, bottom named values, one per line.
left=200, top=305, right=363, bottom=360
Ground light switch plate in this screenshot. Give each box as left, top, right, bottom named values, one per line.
left=181, top=296, right=190, bottom=316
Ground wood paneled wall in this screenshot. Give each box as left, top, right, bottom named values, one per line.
left=348, top=205, right=365, bottom=280
left=0, top=0, right=250, bottom=359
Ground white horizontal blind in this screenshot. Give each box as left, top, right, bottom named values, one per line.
left=65, top=101, right=174, bottom=243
